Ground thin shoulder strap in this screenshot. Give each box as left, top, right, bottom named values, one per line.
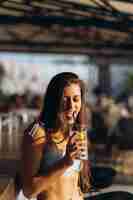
left=28, top=122, right=40, bottom=137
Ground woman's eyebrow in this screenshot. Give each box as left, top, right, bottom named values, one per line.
left=74, top=95, right=81, bottom=97
left=63, top=95, right=80, bottom=97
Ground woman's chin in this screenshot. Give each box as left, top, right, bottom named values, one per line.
left=64, top=115, right=75, bottom=126
left=66, top=119, right=74, bottom=125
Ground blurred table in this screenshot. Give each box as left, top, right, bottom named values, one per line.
left=0, top=177, right=15, bottom=200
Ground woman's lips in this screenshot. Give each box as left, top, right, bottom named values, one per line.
left=64, top=111, right=77, bottom=124
left=65, top=111, right=77, bottom=119
left=66, top=113, right=73, bottom=118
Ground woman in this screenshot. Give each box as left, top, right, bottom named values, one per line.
left=21, top=72, right=91, bottom=200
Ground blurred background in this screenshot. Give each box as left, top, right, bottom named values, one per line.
left=0, top=0, right=133, bottom=199
left=0, top=53, right=133, bottom=158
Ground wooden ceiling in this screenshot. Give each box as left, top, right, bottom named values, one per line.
left=0, top=0, right=133, bottom=59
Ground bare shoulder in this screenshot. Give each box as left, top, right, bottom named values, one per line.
left=21, top=122, right=47, bottom=177
left=23, top=121, right=46, bottom=147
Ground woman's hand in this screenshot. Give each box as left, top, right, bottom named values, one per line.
left=65, top=132, right=86, bottom=162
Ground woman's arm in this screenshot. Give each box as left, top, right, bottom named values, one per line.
left=21, top=131, right=73, bottom=199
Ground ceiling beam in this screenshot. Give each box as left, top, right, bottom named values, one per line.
left=0, top=15, right=132, bottom=33
left=0, top=40, right=133, bottom=55
left=0, top=40, right=133, bottom=49
left=111, top=0, right=133, bottom=3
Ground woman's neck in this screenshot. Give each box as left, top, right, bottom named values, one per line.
left=51, top=130, right=67, bottom=144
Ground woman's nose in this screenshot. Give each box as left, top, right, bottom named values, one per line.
left=68, top=99, right=74, bottom=109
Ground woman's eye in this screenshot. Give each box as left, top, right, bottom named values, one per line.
left=63, top=96, right=80, bottom=104
left=73, top=96, right=80, bottom=102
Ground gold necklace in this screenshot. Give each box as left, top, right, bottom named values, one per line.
left=52, top=137, right=66, bottom=144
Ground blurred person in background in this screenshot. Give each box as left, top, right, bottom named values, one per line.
left=90, top=92, right=112, bottom=145
left=127, top=94, right=133, bottom=111
left=30, top=94, right=43, bottom=112
left=20, top=72, right=91, bottom=200
left=106, top=102, right=133, bottom=175
left=107, top=103, right=133, bottom=151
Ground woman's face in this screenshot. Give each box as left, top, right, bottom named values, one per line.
left=62, top=83, right=82, bottom=125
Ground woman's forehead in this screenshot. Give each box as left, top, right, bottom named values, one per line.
left=63, top=83, right=81, bottom=96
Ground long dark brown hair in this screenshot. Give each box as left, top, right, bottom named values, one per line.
left=39, top=72, right=88, bottom=132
